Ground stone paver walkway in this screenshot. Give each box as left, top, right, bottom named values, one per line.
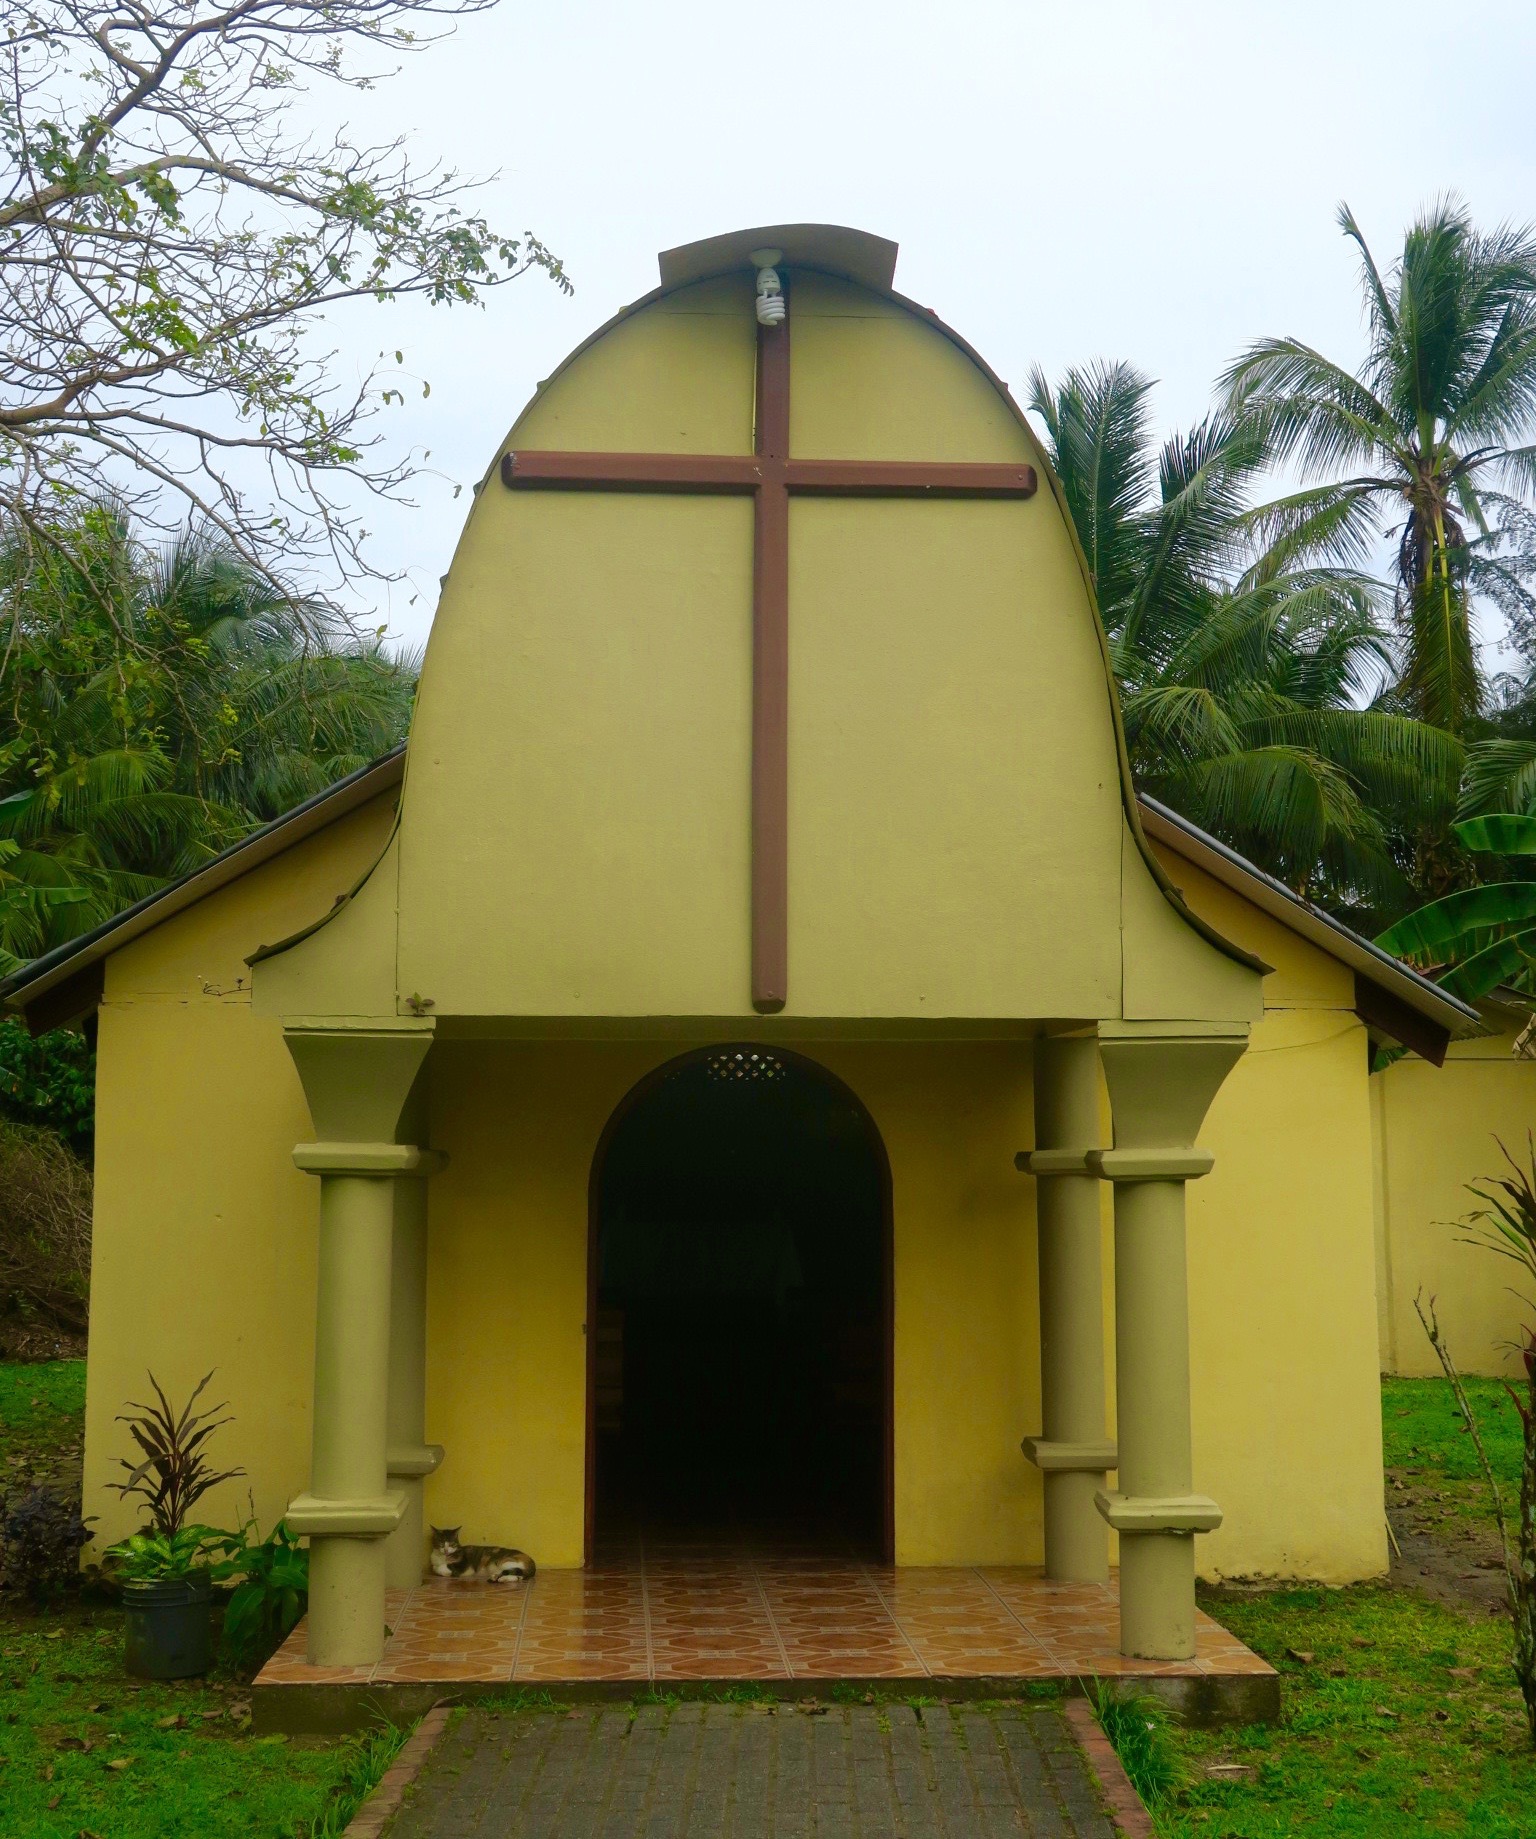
left=385, top=1701, right=1122, bottom=1838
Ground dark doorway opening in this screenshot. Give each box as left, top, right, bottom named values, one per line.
left=588, top=1046, right=891, bottom=1560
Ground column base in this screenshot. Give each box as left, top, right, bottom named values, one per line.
left=384, top=1447, right=444, bottom=1591
left=306, top=1535, right=390, bottom=1668
left=1043, top=1470, right=1112, bottom=1583
left=1116, top=1528, right=1199, bottom=1660
left=1023, top=1441, right=1117, bottom=1583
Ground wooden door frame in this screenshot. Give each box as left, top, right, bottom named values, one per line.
left=583, top=1042, right=895, bottom=1566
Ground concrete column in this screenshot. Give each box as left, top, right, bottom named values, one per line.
left=1092, top=1021, right=1247, bottom=1660
left=385, top=1172, right=443, bottom=1590
left=281, top=1019, right=438, bottom=1669
left=1016, top=1034, right=1114, bottom=1581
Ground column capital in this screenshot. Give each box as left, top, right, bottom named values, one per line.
left=293, top=1142, right=447, bottom=1178
left=283, top=1017, right=435, bottom=1144
left=1097, top=1021, right=1247, bottom=1153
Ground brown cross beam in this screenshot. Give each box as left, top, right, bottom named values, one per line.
left=500, top=285, right=1038, bottom=1013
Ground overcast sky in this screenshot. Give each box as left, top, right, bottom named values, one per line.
left=318, top=0, right=1536, bottom=648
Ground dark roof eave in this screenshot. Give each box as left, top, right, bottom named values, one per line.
left=0, top=750, right=1480, bottom=1054
left=1137, top=794, right=1479, bottom=1042
left=0, top=745, right=408, bottom=1013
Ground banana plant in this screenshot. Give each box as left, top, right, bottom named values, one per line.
left=1376, top=814, right=1536, bottom=1000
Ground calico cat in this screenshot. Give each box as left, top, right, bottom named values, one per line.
left=429, top=1526, right=537, bottom=1585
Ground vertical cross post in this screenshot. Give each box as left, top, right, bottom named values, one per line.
left=752, top=297, right=790, bottom=1012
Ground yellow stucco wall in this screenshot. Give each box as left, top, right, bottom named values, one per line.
left=1373, top=1011, right=1536, bottom=1377
left=420, top=987, right=1384, bottom=1581
left=1153, top=845, right=1388, bottom=1582
left=83, top=795, right=399, bottom=1549
left=80, top=802, right=1386, bottom=1581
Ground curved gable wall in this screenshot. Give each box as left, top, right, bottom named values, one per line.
left=379, top=268, right=1252, bottom=1023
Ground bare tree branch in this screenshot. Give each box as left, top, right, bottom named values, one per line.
left=0, top=0, right=568, bottom=610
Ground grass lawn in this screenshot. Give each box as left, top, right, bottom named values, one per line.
left=0, top=1359, right=85, bottom=1498
left=9, top=1360, right=1536, bottom=1835
left=0, top=1360, right=403, bottom=1839
left=1151, top=1373, right=1535, bottom=1836
left=1383, top=1374, right=1523, bottom=1532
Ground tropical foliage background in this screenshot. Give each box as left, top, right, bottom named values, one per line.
left=0, top=502, right=417, bottom=973
left=1033, top=197, right=1536, bottom=968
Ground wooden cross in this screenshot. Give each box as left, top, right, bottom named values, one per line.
left=500, top=273, right=1038, bottom=1013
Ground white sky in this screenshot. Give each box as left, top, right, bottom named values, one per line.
left=313, top=0, right=1536, bottom=649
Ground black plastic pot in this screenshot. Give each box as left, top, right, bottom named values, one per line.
left=122, top=1572, right=214, bottom=1679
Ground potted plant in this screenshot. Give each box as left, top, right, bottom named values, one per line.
left=106, top=1522, right=236, bottom=1677
left=104, top=1372, right=244, bottom=1680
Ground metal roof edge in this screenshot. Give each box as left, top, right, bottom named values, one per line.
left=1137, top=794, right=1479, bottom=1038
left=0, top=746, right=407, bottom=1012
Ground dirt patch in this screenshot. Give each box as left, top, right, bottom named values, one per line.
left=0, top=1319, right=87, bottom=1363
left=1386, top=1492, right=1510, bottom=1618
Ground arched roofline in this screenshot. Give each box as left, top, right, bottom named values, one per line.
left=471, top=248, right=1265, bottom=977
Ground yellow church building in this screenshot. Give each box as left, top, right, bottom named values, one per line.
left=3, top=226, right=1476, bottom=1684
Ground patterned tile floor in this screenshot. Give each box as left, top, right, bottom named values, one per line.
left=256, top=1541, right=1273, bottom=1688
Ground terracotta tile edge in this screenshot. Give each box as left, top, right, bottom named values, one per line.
left=1063, top=1697, right=1156, bottom=1838
left=342, top=1703, right=453, bottom=1839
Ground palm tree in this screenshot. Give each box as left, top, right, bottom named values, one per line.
left=1222, top=198, right=1536, bottom=742
left=0, top=503, right=416, bottom=966
left=1030, top=361, right=1459, bottom=918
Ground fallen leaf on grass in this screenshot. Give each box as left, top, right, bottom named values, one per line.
left=1449, top=1667, right=1479, bottom=1681
left=1285, top=1648, right=1315, bottom=1665
left=46, top=1794, right=59, bottom=1809
left=1204, top=1763, right=1256, bottom=1780
left=1351, top=1637, right=1374, bottom=1650
left=198, top=1711, right=222, bottom=1722
left=105, top=1758, right=133, bottom=1772
left=1373, top=1706, right=1400, bottom=1720
left=154, top=1714, right=185, bottom=1731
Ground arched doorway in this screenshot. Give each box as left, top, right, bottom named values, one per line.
left=587, top=1045, right=892, bottom=1561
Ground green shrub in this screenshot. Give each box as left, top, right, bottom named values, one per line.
left=0, top=1021, right=94, bottom=1154
left=216, top=1517, right=309, bottom=1671
left=0, top=1483, right=94, bottom=1601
